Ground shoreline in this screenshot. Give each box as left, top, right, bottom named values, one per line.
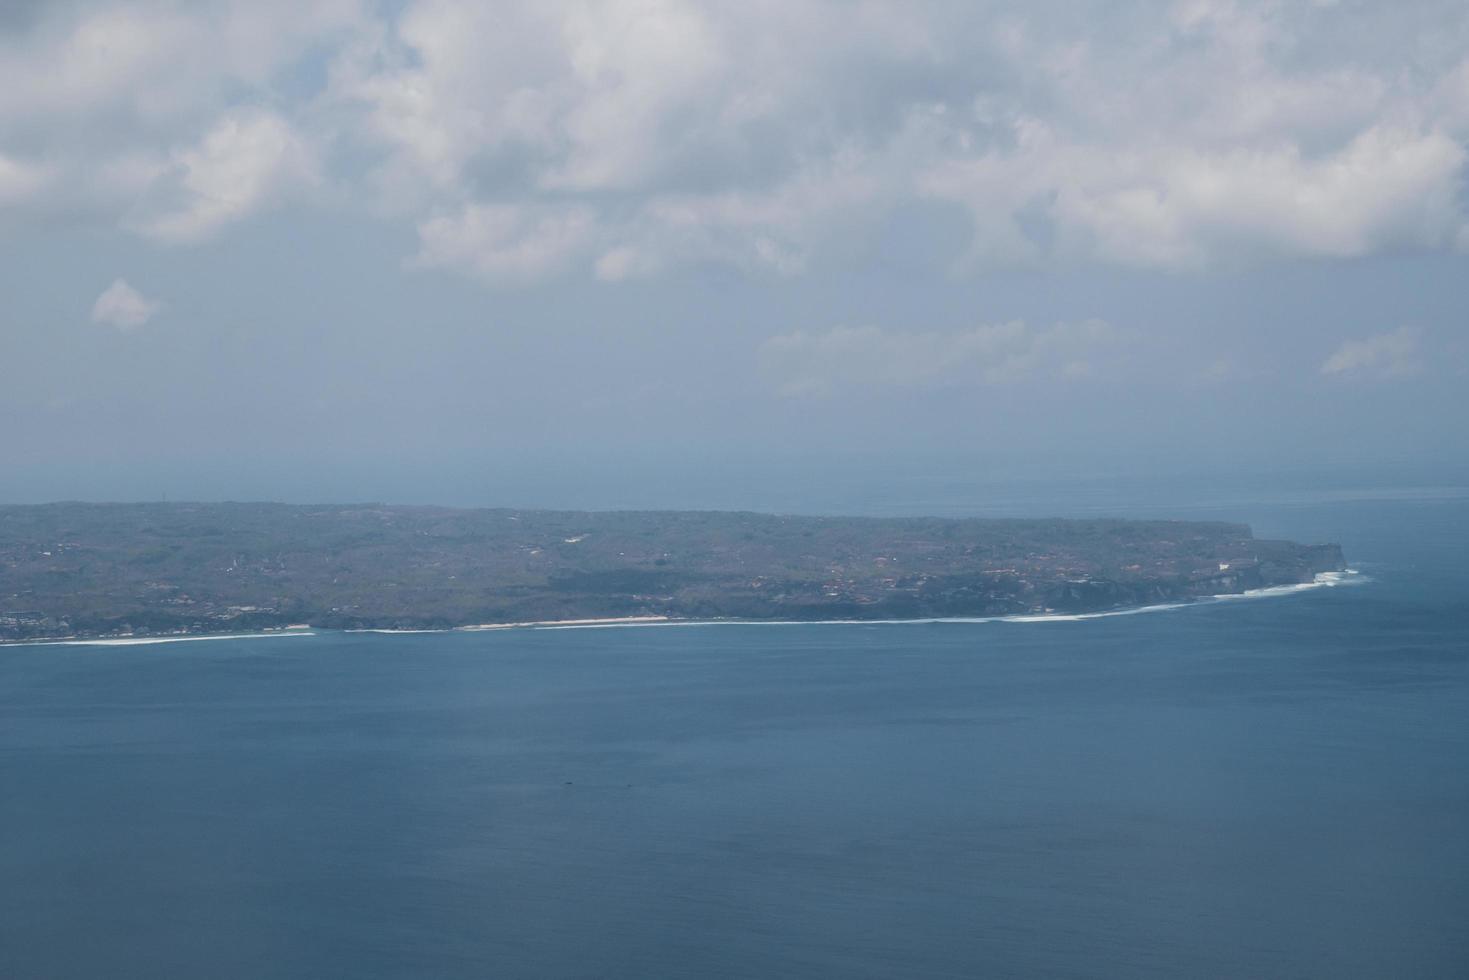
left=1, top=629, right=319, bottom=649
left=0, top=571, right=1361, bottom=648
left=460, top=615, right=672, bottom=631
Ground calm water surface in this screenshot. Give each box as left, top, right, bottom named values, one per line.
left=2, top=492, right=1467, bottom=978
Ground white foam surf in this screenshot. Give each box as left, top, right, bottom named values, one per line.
left=344, top=628, right=445, bottom=634
left=7, top=630, right=318, bottom=648
left=535, top=569, right=1366, bottom=630
left=4, top=571, right=1362, bottom=646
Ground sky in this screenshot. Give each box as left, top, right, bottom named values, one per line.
left=2, top=0, right=1467, bottom=506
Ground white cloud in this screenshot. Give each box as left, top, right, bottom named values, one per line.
left=599, top=150, right=890, bottom=278
left=0, top=1, right=364, bottom=125
left=332, top=0, right=1469, bottom=281
left=0, top=2, right=356, bottom=231
left=1320, top=326, right=1425, bottom=379
left=542, top=0, right=731, bottom=192
left=130, top=109, right=318, bottom=243
left=0, top=152, right=51, bottom=205
left=90, top=278, right=160, bottom=330
left=933, top=123, right=1468, bottom=269
left=760, top=319, right=1126, bottom=396
left=4, top=1, right=1469, bottom=280
left=414, top=203, right=595, bottom=282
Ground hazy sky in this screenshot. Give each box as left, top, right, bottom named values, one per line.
left=2, top=0, right=1467, bottom=504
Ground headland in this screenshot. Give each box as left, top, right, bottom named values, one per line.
left=0, top=503, right=1346, bottom=643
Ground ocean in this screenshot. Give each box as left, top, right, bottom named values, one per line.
left=2, top=483, right=1467, bottom=978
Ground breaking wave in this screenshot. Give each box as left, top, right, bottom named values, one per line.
left=539, top=569, right=1367, bottom=630
left=7, top=630, right=316, bottom=648
left=4, top=571, right=1365, bottom=645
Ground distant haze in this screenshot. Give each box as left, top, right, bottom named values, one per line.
left=2, top=2, right=1467, bottom=505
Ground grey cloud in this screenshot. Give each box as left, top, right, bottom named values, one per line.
left=413, top=203, right=597, bottom=283
left=90, top=278, right=160, bottom=329
left=0, top=1, right=356, bottom=229
left=3, top=1, right=1469, bottom=280
left=1320, top=326, right=1426, bottom=379
left=125, top=108, right=320, bottom=243
left=759, top=319, right=1127, bottom=397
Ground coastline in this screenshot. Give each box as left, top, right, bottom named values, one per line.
left=461, top=615, right=672, bottom=631
left=1, top=629, right=318, bottom=648
left=538, top=570, right=1363, bottom=629
left=0, top=571, right=1361, bottom=647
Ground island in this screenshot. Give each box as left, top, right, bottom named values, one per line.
left=0, top=502, right=1347, bottom=642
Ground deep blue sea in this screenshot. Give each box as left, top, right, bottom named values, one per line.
left=3, top=483, right=1467, bottom=978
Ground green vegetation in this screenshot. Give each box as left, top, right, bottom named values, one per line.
left=0, top=503, right=1345, bottom=641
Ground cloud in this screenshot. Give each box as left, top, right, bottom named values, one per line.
left=0, top=152, right=50, bottom=205
left=90, top=278, right=160, bottom=329
left=923, top=124, right=1467, bottom=270
left=760, top=319, right=1126, bottom=396
left=0, top=1, right=364, bottom=125
left=0, top=2, right=355, bottom=230
left=4, top=1, right=1469, bottom=281
left=414, top=203, right=595, bottom=282
left=329, top=1, right=1469, bottom=281
left=130, top=109, right=318, bottom=243
left=1320, top=326, right=1425, bottom=379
